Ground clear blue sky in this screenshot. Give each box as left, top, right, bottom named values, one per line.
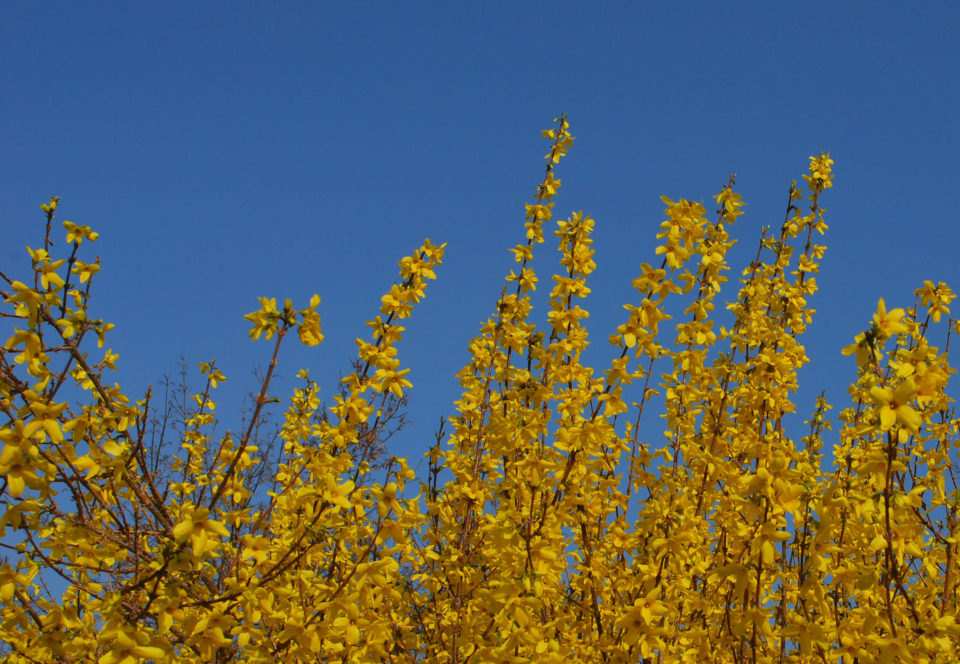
left=3, top=2, right=959, bottom=468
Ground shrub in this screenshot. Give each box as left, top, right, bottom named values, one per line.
left=1, top=117, right=957, bottom=663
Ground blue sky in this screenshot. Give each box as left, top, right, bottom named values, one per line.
left=2, top=2, right=959, bottom=469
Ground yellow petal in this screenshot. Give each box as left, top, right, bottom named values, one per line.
left=102, top=440, right=123, bottom=456
left=204, top=519, right=230, bottom=538
left=7, top=473, right=25, bottom=497
left=869, top=386, right=893, bottom=406
left=172, top=519, right=194, bottom=542
left=879, top=406, right=896, bottom=431
left=868, top=534, right=887, bottom=554
left=131, top=646, right=166, bottom=659
left=114, top=631, right=135, bottom=649
left=346, top=623, right=360, bottom=645
left=893, top=378, right=917, bottom=404
left=42, top=419, right=63, bottom=443
left=158, top=611, right=173, bottom=635
left=896, top=405, right=922, bottom=432
left=760, top=540, right=775, bottom=565
left=74, top=455, right=100, bottom=477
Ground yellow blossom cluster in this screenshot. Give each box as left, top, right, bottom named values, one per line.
left=1, top=119, right=957, bottom=663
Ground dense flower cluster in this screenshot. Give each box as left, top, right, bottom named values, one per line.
left=1, top=119, right=957, bottom=663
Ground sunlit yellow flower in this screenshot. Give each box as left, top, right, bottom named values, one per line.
left=172, top=507, right=230, bottom=555
left=615, top=587, right=668, bottom=645
left=872, top=297, right=908, bottom=338
left=870, top=378, right=922, bottom=432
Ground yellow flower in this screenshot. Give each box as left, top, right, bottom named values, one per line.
left=298, top=309, right=325, bottom=346
left=71, top=260, right=100, bottom=283
left=0, top=564, right=29, bottom=602
left=916, top=280, right=953, bottom=322
left=870, top=378, right=922, bottom=432
left=63, top=220, right=99, bottom=244
left=615, top=587, right=668, bottom=645
left=243, top=298, right=280, bottom=340
left=332, top=603, right=363, bottom=645
left=843, top=298, right=909, bottom=369
left=172, top=507, right=230, bottom=555
left=872, top=298, right=907, bottom=338
left=803, top=152, right=834, bottom=191
left=98, top=623, right=166, bottom=664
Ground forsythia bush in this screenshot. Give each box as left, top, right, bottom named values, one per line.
left=1, top=117, right=958, bottom=664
